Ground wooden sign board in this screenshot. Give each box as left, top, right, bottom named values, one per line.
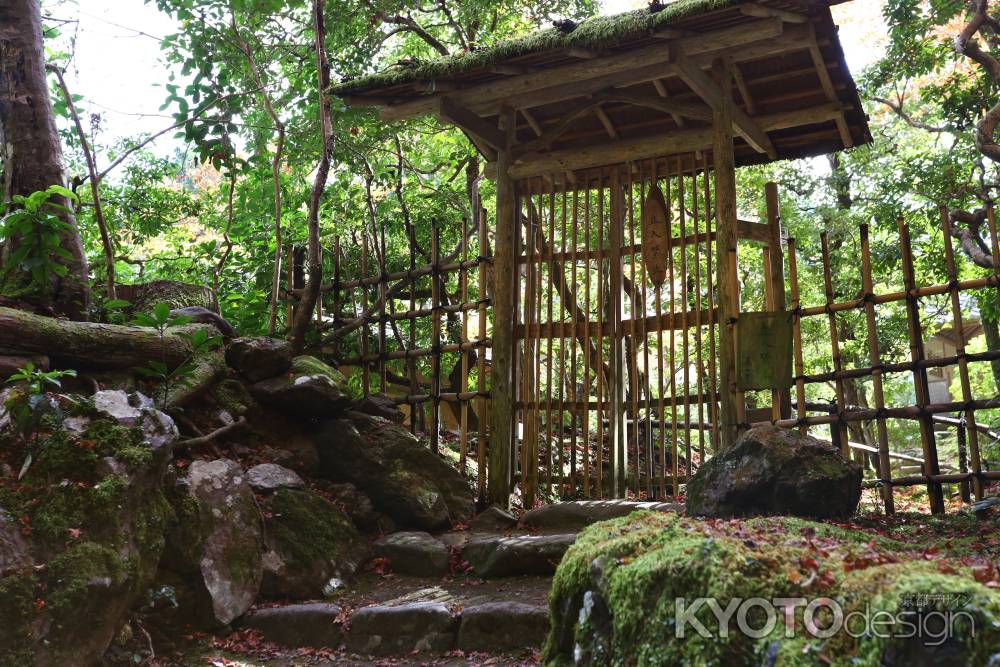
left=735, top=311, right=793, bottom=391
left=641, top=184, right=669, bottom=286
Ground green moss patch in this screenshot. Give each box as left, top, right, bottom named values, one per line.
left=265, top=488, right=359, bottom=567
left=545, top=511, right=1000, bottom=666
left=332, top=0, right=742, bottom=96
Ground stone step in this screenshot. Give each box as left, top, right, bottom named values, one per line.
left=519, top=499, right=682, bottom=532
left=239, top=594, right=549, bottom=656
left=462, top=533, right=576, bottom=578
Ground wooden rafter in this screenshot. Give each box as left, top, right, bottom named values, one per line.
left=730, top=60, right=756, bottom=116
left=594, top=104, right=619, bottom=139
left=508, top=102, right=845, bottom=179
left=808, top=23, right=853, bottom=148
left=521, top=108, right=543, bottom=136
left=653, top=79, right=686, bottom=127
left=675, top=51, right=777, bottom=159
left=739, top=2, right=808, bottom=24
left=379, top=18, right=784, bottom=121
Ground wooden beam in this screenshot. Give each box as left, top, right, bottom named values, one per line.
left=379, top=18, right=783, bottom=121
left=713, top=60, right=739, bottom=451
left=566, top=46, right=601, bottom=59
left=437, top=97, right=505, bottom=150
left=740, top=2, right=808, bottom=24
left=488, top=106, right=517, bottom=507
left=730, top=60, right=756, bottom=116
left=508, top=102, right=844, bottom=179
left=653, top=78, right=686, bottom=127
left=676, top=51, right=777, bottom=159
left=594, top=105, right=619, bottom=139
left=491, top=64, right=530, bottom=76
left=808, top=24, right=854, bottom=148
left=521, top=108, right=543, bottom=136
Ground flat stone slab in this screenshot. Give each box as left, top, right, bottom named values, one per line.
left=519, top=500, right=681, bottom=531
left=468, top=506, right=518, bottom=532
left=241, top=603, right=342, bottom=647
left=345, top=602, right=456, bottom=655
left=247, top=463, right=305, bottom=491
left=462, top=534, right=576, bottom=578
left=371, top=531, right=449, bottom=577
left=457, top=601, right=549, bottom=651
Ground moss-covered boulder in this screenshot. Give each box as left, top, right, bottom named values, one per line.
left=0, top=392, right=176, bottom=666
left=315, top=412, right=473, bottom=530
left=225, top=337, right=292, bottom=383
left=259, top=488, right=367, bottom=599
left=250, top=355, right=353, bottom=418
left=545, top=511, right=1000, bottom=667
left=160, top=459, right=263, bottom=627
left=687, top=424, right=862, bottom=519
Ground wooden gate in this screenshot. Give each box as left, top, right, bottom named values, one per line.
left=509, top=155, right=785, bottom=506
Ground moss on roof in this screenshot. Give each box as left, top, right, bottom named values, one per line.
left=331, top=0, right=745, bottom=97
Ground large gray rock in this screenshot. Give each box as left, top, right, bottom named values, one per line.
left=163, top=459, right=263, bottom=627
left=251, top=356, right=352, bottom=418
left=462, top=534, right=576, bottom=578
left=241, top=603, right=343, bottom=647
left=345, top=602, right=456, bottom=655
left=372, top=532, right=449, bottom=577
left=686, top=424, right=862, bottom=519
left=92, top=390, right=178, bottom=451
left=225, top=337, right=293, bottom=382
left=520, top=500, right=680, bottom=532
left=259, top=489, right=367, bottom=600
left=457, top=602, right=549, bottom=651
left=0, top=391, right=176, bottom=666
left=469, top=506, right=518, bottom=532
left=352, top=393, right=405, bottom=423
left=315, top=413, right=472, bottom=530
left=247, top=463, right=304, bottom=492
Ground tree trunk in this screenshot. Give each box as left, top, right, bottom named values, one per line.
left=0, top=0, right=90, bottom=318
left=982, top=312, right=1000, bottom=392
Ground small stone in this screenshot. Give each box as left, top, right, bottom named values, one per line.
left=226, top=337, right=293, bottom=383
left=462, top=534, right=576, bottom=578
left=372, top=532, right=449, bottom=577
left=346, top=602, right=456, bottom=655
left=469, top=506, right=518, bottom=532
left=520, top=500, right=680, bottom=532
left=241, top=603, right=343, bottom=647
left=247, top=463, right=305, bottom=492
left=352, top=393, right=405, bottom=423
left=456, top=602, right=549, bottom=651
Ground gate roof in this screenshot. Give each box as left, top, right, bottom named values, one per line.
left=334, top=0, right=870, bottom=179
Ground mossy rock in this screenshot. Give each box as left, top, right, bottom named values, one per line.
left=117, top=280, right=218, bottom=315
left=0, top=395, right=176, bottom=666
left=260, top=488, right=367, bottom=599
left=545, top=511, right=1000, bottom=667
left=250, top=355, right=353, bottom=418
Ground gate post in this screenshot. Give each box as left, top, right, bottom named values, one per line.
left=713, top=61, right=740, bottom=451
left=488, top=106, right=516, bottom=507
left=765, top=182, right=791, bottom=420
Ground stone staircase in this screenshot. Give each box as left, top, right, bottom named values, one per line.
left=239, top=500, right=680, bottom=660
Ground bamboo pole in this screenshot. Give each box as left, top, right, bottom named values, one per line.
left=430, top=221, right=442, bottom=455
left=820, top=231, right=850, bottom=457
left=596, top=174, right=606, bottom=499
left=460, top=215, right=470, bottom=474
left=580, top=186, right=591, bottom=498
left=940, top=206, right=982, bottom=501
left=728, top=247, right=746, bottom=431
left=859, top=224, right=895, bottom=514
left=627, top=164, right=641, bottom=495
left=678, top=156, right=692, bottom=480
left=703, top=155, right=719, bottom=453
left=609, top=170, right=626, bottom=497
left=477, top=206, right=488, bottom=500
left=360, top=236, right=370, bottom=396
left=668, top=175, right=679, bottom=494
left=897, top=217, right=945, bottom=515
left=332, top=238, right=342, bottom=359
left=787, top=238, right=807, bottom=435
left=559, top=184, right=569, bottom=495
left=654, top=161, right=667, bottom=497
left=639, top=163, right=653, bottom=497
left=692, top=164, right=706, bottom=468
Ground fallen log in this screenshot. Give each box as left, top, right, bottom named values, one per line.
left=0, top=306, right=219, bottom=370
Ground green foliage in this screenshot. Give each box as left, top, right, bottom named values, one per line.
left=132, top=303, right=221, bottom=407
left=1, top=185, right=78, bottom=298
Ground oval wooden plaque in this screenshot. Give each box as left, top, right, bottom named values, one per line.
left=641, top=183, right=669, bottom=286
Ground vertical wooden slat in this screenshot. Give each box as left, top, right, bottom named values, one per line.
left=360, top=235, right=370, bottom=396
left=638, top=163, right=653, bottom=497
left=609, top=169, right=626, bottom=497
left=286, top=245, right=294, bottom=328
left=596, top=173, right=606, bottom=499
left=332, top=237, right=342, bottom=360
left=820, top=231, right=849, bottom=456
left=430, top=221, right=441, bottom=455
left=521, top=188, right=538, bottom=508
left=678, top=156, right=692, bottom=480
left=545, top=180, right=556, bottom=495
left=489, top=106, right=516, bottom=507
left=692, top=164, right=705, bottom=467
left=378, top=218, right=388, bottom=394
left=626, top=164, right=641, bottom=495
left=581, top=184, right=592, bottom=498
left=940, top=206, right=982, bottom=501
left=559, top=185, right=569, bottom=495
left=787, top=238, right=808, bottom=435
left=762, top=247, right=780, bottom=422
left=765, top=182, right=790, bottom=419
left=703, top=155, right=719, bottom=453
left=859, top=224, right=894, bottom=514
left=477, top=206, right=489, bottom=500
left=653, top=161, right=667, bottom=497
left=897, top=217, right=945, bottom=515
left=460, top=216, right=470, bottom=475
left=727, top=248, right=746, bottom=431
left=667, top=175, right=679, bottom=495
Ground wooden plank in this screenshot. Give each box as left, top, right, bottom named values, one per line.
left=765, top=182, right=790, bottom=418
left=438, top=97, right=506, bottom=149
left=487, top=107, right=517, bottom=507
left=508, top=103, right=845, bottom=179
left=675, top=51, right=777, bottom=158
left=641, top=183, right=670, bottom=285
left=594, top=105, right=619, bottom=139
left=379, top=19, right=784, bottom=121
